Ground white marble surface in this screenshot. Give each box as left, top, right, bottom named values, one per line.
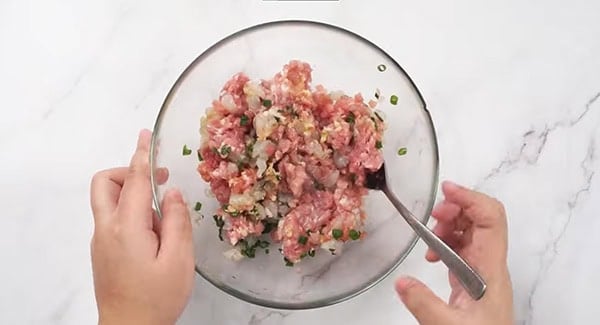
left=2, top=0, right=600, bottom=324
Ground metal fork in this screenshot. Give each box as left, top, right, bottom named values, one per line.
left=365, top=164, right=487, bottom=300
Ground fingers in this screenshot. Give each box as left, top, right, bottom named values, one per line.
left=395, top=277, right=455, bottom=324
left=158, top=189, right=193, bottom=265
left=442, top=181, right=506, bottom=229
left=425, top=221, right=462, bottom=262
left=440, top=180, right=508, bottom=270
left=441, top=181, right=489, bottom=209
left=426, top=201, right=462, bottom=262
left=90, top=167, right=129, bottom=220
left=431, top=200, right=461, bottom=223
left=155, top=167, right=169, bottom=185
left=118, top=129, right=154, bottom=229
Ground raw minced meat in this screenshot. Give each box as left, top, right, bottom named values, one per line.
left=197, top=60, right=385, bottom=265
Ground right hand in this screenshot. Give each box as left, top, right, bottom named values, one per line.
left=395, top=181, right=514, bottom=325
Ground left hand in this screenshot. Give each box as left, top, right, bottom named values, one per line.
left=90, top=129, right=194, bottom=325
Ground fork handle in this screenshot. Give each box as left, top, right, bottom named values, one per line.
left=382, top=186, right=487, bottom=300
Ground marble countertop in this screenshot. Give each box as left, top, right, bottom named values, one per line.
left=2, top=0, right=600, bottom=324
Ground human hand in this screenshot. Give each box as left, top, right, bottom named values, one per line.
left=396, top=181, right=513, bottom=325
left=90, top=130, right=194, bottom=325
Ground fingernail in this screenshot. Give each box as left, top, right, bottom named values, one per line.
left=165, top=188, right=184, bottom=204
left=139, top=128, right=152, bottom=137
left=396, top=276, right=417, bottom=292
left=443, top=180, right=462, bottom=191
left=136, top=130, right=151, bottom=149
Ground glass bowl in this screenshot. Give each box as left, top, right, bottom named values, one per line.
left=151, top=20, right=439, bottom=310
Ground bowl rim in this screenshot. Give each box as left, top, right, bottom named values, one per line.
left=150, top=19, right=440, bottom=310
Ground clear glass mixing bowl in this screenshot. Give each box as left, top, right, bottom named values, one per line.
left=151, top=20, right=439, bottom=309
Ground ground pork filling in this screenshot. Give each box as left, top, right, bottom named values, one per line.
left=197, top=60, right=385, bottom=265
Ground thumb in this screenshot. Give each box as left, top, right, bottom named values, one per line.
left=158, top=189, right=193, bottom=264
left=395, top=277, right=455, bottom=324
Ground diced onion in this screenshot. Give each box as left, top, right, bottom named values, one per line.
left=278, top=193, right=293, bottom=203
left=254, top=203, right=267, bottom=220
left=252, top=139, right=275, bottom=159
left=226, top=162, right=238, bottom=174
left=323, top=170, right=340, bottom=188
left=221, top=94, right=237, bottom=112
left=253, top=110, right=281, bottom=140
left=223, top=248, right=245, bottom=261
left=251, top=188, right=266, bottom=201
left=278, top=204, right=289, bottom=216
left=229, top=193, right=254, bottom=210
left=263, top=200, right=278, bottom=218
left=307, top=140, right=328, bottom=159
left=321, top=240, right=343, bottom=253
left=333, top=151, right=349, bottom=168
left=244, top=81, right=266, bottom=110
left=329, top=90, right=345, bottom=101
left=256, top=157, right=267, bottom=176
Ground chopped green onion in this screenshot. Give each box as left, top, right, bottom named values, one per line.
left=377, top=64, right=387, bottom=72
left=390, top=95, right=399, bottom=105
left=245, top=142, right=254, bottom=157
left=242, top=248, right=256, bottom=258
left=345, top=112, right=355, bottom=124
left=349, top=173, right=357, bottom=183
left=298, top=235, right=308, bottom=245
left=370, top=117, right=379, bottom=131
left=329, top=248, right=336, bottom=255
left=397, top=147, right=408, bottom=156
left=314, top=182, right=325, bottom=191
left=375, top=140, right=383, bottom=149
left=262, top=219, right=278, bottom=234
left=284, top=257, right=294, bottom=267
left=220, top=145, right=232, bottom=156
left=349, top=229, right=361, bottom=240
left=197, top=150, right=203, bottom=161
left=240, top=114, right=249, bottom=126
left=236, top=160, right=245, bottom=170
left=262, top=99, right=272, bottom=108
left=194, top=202, right=202, bottom=211
left=274, top=115, right=281, bottom=123
left=308, top=249, right=316, bottom=257
left=213, top=215, right=225, bottom=227
left=332, top=229, right=343, bottom=240
left=182, top=145, right=192, bottom=156
left=265, top=249, right=270, bottom=254
left=300, top=252, right=308, bottom=259
left=374, top=91, right=380, bottom=99
left=240, top=239, right=264, bottom=258
left=213, top=215, right=225, bottom=241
